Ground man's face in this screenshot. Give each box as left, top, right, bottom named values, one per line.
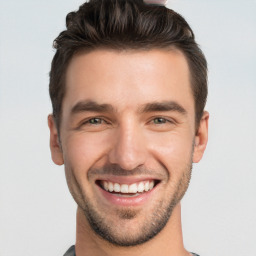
left=49, top=49, right=208, bottom=246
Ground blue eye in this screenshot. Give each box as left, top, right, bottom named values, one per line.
left=153, top=118, right=167, bottom=124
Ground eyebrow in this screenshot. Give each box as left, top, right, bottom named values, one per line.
left=71, top=100, right=187, bottom=116
left=139, top=101, right=187, bottom=115
left=71, top=100, right=115, bottom=114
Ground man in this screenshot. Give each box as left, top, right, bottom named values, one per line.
left=48, top=0, right=209, bottom=255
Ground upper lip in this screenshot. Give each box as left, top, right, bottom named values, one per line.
left=95, top=175, right=161, bottom=185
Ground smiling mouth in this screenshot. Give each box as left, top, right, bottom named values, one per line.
left=96, top=180, right=160, bottom=197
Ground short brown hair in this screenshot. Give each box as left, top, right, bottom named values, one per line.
left=49, top=0, right=207, bottom=132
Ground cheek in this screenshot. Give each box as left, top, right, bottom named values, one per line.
left=146, top=131, right=194, bottom=172
left=62, top=132, right=111, bottom=172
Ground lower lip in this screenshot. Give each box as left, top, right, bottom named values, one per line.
left=98, top=185, right=158, bottom=207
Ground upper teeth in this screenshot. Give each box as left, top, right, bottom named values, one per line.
left=101, top=180, right=155, bottom=193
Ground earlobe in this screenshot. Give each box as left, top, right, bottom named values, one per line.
left=193, top=111, right=209, bottom=163
left=48, top=115, right=64, bottom=165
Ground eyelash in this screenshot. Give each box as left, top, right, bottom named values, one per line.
left=79, top=116, right=175, bottom=129
left=81, top=117, right=108, bottom=125
left=152, top=117, right=167, bottom=124
left=149, top=116, right=175, bottom=125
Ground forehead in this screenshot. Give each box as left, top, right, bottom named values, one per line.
left=63, top=48, right=194, bottom=114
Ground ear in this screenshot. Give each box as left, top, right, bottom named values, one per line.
left=193, top=111, right=209, bottom=163
left=48, top=115, right=64, bottom=165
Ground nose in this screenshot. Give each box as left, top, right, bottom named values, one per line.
left=108, top=120, right=147, bottom=171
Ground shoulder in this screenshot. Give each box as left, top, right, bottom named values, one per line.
left=63, top=245, right=75, bottom=256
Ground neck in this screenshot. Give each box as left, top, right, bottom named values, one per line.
left=75, top=203, right=190, bottom=256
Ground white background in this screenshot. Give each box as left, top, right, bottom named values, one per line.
left=0, top=0, right=255, bottom=255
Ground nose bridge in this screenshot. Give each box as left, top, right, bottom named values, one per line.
left=109, top=117, right=146, bottom=170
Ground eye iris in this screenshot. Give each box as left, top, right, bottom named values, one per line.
left=90, top=118, right=101, bottom=124
left=154, top=118, right=166, bottom=124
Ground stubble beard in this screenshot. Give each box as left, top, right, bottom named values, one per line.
left=67, top=161, right=193, bottom=247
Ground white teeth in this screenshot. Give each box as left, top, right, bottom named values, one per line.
left=108, top=182, right=114, bottom=192
left=144, top=181, right=149, bottom=191
left=149, top=181, right=154, bottom=190
left=128, top=183, right=137, bottom=193
left=120, top=184, right=129, bottom=193
left=101, top=180, right=156, bottom=194
left=114, top=183, right=120, bottom=192
left=103, top=181, right=108, bottom=191
left=137, top=182, right=144, bottom=192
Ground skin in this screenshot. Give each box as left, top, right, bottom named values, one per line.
left=48, top=49, right=209, bottom=256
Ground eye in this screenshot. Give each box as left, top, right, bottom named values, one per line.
left=153, top=117, right=168, bottom=124
left=79, top=117, right=107, bottom=127
left=147, top=116, right=176, bottom=132
left=87, top=118, right=103, bottom=125
left=77, top=117, right=111, bottom=131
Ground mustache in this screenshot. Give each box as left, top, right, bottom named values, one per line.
left=88, top=164, right=168, bottom=180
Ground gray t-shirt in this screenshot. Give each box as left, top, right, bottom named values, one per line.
left=63, top=245, right=200, bottom=256
left=63, top=245, right=75, bottom=256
